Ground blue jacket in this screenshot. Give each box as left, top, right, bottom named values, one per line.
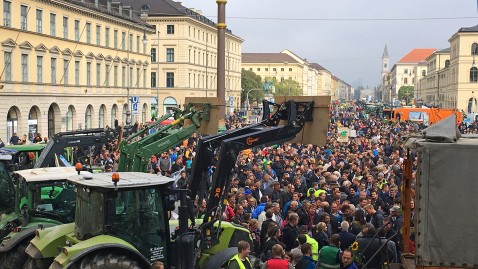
left=252, top=203, right=266, bottom=219
left=295, top=255, right=316, bottom=269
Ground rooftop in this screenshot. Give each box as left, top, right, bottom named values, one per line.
left=242, top=53, right=299, bottom=64
left=67, top=172, right=175, bottom=190
left=458, top=24, right=478, bottom=33
left=398, top=48, right=437, bottom=64
left=15, top=167, right=93, bottom=182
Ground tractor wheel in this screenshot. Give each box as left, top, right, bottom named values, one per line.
left=76, top=252, right=143, bottom=269
left=0, top=241, right=29, bottom=269
left=23, top=257, right=53, bottom=269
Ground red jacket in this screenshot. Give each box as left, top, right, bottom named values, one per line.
left=265, top=258, right=289, bottom=269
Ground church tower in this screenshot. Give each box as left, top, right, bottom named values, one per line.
left=381, top=45, right=390, bottom=79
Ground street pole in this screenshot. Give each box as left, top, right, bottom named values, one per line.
left=217, top=0, right=227, bottom=120
left=157, top=30, right=160, bottom=118
left=126, top=29, right=131, bottom=126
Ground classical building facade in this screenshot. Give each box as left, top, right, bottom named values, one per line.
left=123, top=0, right=244, bottom=116
left=388, top=48, right=436, bottom=105
left=242, top=50, right=349, bottom=100
left=0, top=0, right=155, bottom=142
left=415, top=48, right=450, bottom=107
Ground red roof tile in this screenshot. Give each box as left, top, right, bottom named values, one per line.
left=398, top=48, right=437, bottom=63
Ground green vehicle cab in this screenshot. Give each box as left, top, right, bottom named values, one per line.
left=0, top=167, right=92, bottom=269
left=26, top=172, right=253, bottom=269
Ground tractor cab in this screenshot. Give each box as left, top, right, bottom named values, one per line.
left=0, top=154, right=15, bottom=214
left=55, top=172, right=175, bottom=268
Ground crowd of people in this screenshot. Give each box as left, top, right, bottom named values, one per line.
left=211, top=101, right=422, bottom=269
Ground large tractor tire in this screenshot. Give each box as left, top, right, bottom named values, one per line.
left=23, top=257, right=54, bottom=269
left=0, top=241, right=29, bottom=269
left=75, top=252, right=143, bottom=269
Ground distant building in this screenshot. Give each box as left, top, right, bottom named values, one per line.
left=389, top=48, right=436, bottom=104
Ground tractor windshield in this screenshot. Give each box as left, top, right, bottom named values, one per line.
left=109, top=188, right=167, bottom=263
left=0, top=162, right=15, bottom=214
left=18, top=179, right=77, bottom=223
left=75, top=187, right=104, bottom=240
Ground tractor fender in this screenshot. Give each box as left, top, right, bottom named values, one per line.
left=0, top=224, right=55, bottom=252
left=63, top=243, right=151, bottom=269
left=201, top=247, right=238, bottom=269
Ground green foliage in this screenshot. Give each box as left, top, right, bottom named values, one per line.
left=241, top=69, right=263, bottom=104
left=398, top=86, right=414, bottom=105
left=273, top=79, right=303, bottom=96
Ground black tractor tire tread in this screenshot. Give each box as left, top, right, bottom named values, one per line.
left=23, top=257, right=54, bottom=269
left=78, top=251, right=143, bottom=269
left=0, top=241, right=29, bottom=269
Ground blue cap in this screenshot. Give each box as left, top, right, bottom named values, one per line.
left=244, top=189, right=252, bottom=195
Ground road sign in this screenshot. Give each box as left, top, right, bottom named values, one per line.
left=229, top=96, right=234, bottom=107
left=131, top=96, right=139, bottom=115
left=132, top=103, right=138, bottom=115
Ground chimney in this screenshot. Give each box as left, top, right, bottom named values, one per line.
left=106, top=0, right=111, bottom=11
left=196, top=10, right=202, bottom=15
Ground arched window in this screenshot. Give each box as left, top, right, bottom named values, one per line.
left=468, top=98, right=477, bottom=113
left=111, top=104, right=118, bottom=128
left=470, top=67, right=478, bottom=82
left=445, top=60, right=450, bottom=68
left=66, top=105, right=75, bottom=131
left=472, top=43, right=478, bottom=55
left=404, top=78, right=408, bottom=84
left=99, top=105, right=106, bottom=128
left=85, top=105, right=93, bottom=129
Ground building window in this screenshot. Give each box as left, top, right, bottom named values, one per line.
left=257, top=68, right=261, bottom=71
left=121, top=32, right=126, bottom=50
left=86, top=23, right=91, bottom=43
left=151, top=48, right=157, bottom=62
left=86, top=62, right=91, bottom=86
left=105, top=64, right=110, bottom=86
left=114, top=30, right=118, bottom=48
left=96, top=25, right=101, bottom=45
left=167, top=25, right=174, bottom=34
left=166, top=48, right=174, bottom=62
left=136, top=67, right=140, bottom=87
left=36, top=9, right=42, bottom=33
left=470, top=67, right=478, bottom=82
left=281, top=68, right=284, bottom=71
left=75, top=61, right=80, bottom=85
left=143, top=69, right=146, bottom=88
left=136, top=35, right=140, bottom=53
left=129, top=67, right=133, bottom=87
left=289, top=68, right=292, bottom=71
left=96, top=63, right=101, bottom=86
left=3, top=1, right=11, bottom=27
left=37, top=56, right=43, bottom=83
left=105, top=28, right=110, bottom=47
left=122, top=66, right=126, bottom=87
left=265, top=68, right=268, bottom=71
left=51, top=58, right=57, bottom=84
left=404, top=69, right=408, bottom=74
left=445, top=60, right=450, bottom=68
left=422, top=70, right=426, bottom=77
left=166, top=72, right=174, bottom=87
left=21, top=54, right=28, bottom=82
left=249, top=68, right=252, bottom=71
left=273, top=68, right=276, bottom=71
left=50, top=13, right=56, bottom=36
left=404, top=78, right=408, bottom=84
left=73, top=20, right=80, bottom=41
left=114, top=66, right=118, bottom=87
left=4, top=51, right=12, bottom=81
left=63, top=17, right=68, bottom=38
left=63, top=59, right=68, bottom=85
left=151, top=72, right=156, bottom=87
left=21, top=5, right=28, bottom=30
left=472, top=43, right=478, bottom=55
left=126, top=34, right=132, bottom=52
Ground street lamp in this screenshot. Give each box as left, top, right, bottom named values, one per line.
left=245, top=88, right=263, bottom=111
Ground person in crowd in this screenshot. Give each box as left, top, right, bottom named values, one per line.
left=340, top=249, right=359, bottom=269
left=228, top=241, right=253, bottom=269
left=295, top=243, right=316, bottom=269
left=261, top=244, right=294, bottom=269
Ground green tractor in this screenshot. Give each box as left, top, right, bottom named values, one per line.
left=25, top=172, right=252, bottom=269
left=0, top=166, right=91, bottom=269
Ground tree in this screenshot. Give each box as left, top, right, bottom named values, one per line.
left=241, top=69, right=263, bottom=105
left=398, top=86, right=414, bottom=105
left=273, top=79, right=302, bottom=96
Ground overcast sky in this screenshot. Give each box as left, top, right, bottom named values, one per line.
left=177, top=0, right=478, bottom=88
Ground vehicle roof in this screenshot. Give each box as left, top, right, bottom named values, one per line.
left=67, top=172, right=175, bottom=189
left=4, top=144, right=46, bottom=151
left=14, top=167, right=93, bottom=182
